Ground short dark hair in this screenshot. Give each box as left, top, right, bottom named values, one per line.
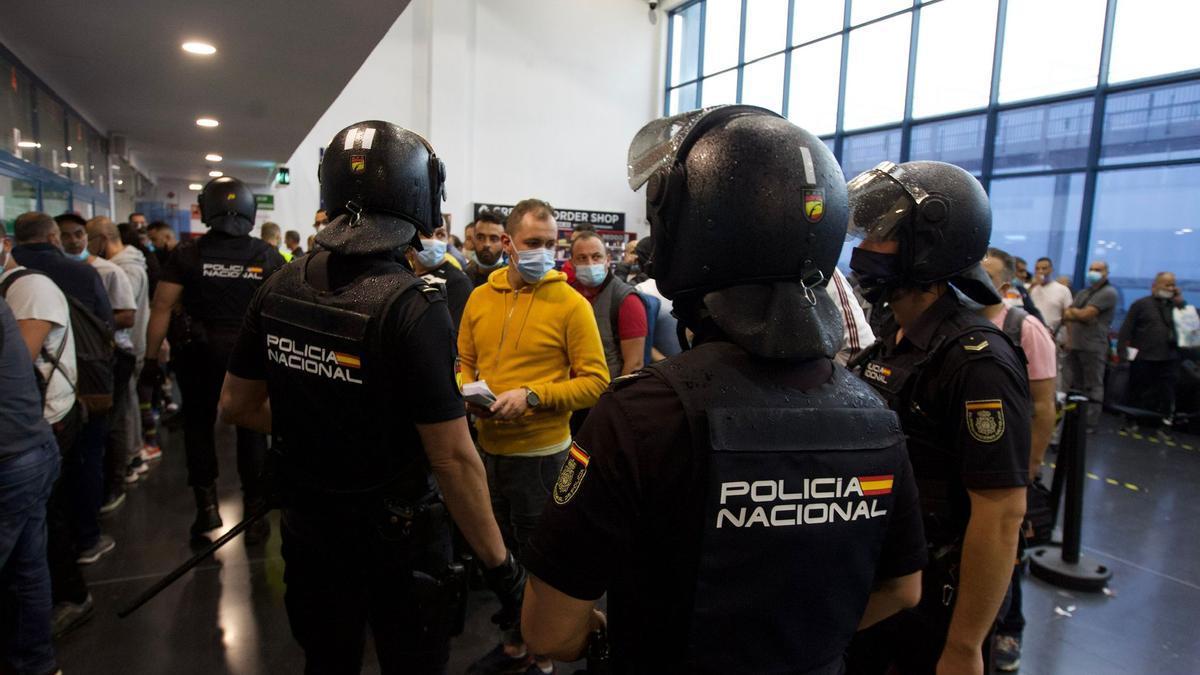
left=128, top=212, right=145, bottom=221
left=474, top=209, right=504, bottom=228
left=285, top=230, right=300, bottom=245
left=146, top=220, right=173, bottom=233
left=987, top=246, right=1016, bottom=281
left=15, top=212, right=58, bottom=243
left=505, top=199, right=554, bottom=233
left=54, top=212, right=87, bottom=228
left=1036, top=256, right=1052, bottom=267
left=572, top=222, right=596, bottom=233
left=117, top=222, right=139, bottom=246
left=570, top=230, right=605, bottom=257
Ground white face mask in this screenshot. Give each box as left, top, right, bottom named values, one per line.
left=1155, top=289, right=1174, bottom=300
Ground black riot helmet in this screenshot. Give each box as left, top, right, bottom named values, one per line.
left=847, top=160, right=999, bottom=305
left=627, top=105, right=848, bottom=360
left=314, top=120, right=445, bottom=256
left=199, top=176, right=256, bottom=236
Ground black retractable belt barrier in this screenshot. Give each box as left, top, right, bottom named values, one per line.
left=1028, top=392, right=1113, bottom=591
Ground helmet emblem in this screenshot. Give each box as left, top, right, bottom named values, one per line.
left=803, top=188, right=824, bottom=223
left=350, top=155, right=365, bottom=174
left=226, top=193, right=236, bottom=200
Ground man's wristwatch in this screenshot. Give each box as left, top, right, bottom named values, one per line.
left=524, top=387, right=541, bottom=409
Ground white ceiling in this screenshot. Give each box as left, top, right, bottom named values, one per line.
left=0, top=0, right=409, bottom=184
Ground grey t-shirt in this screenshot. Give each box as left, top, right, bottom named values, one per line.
left=1068, top=281, right=1118, bottom=352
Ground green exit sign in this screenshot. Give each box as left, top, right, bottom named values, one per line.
left=254, top=194, right=274, bottom=210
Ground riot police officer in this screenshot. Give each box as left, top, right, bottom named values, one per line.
left=217, top=121, right=523, bottom=674
left=842, top=161, right=1031, bottom=675
left=141, top=176, right=283, bottom=542
left=519, top=106, right=927, bottom=673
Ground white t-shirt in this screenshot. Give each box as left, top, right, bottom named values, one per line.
left=89, top=255, right=137, bottom=353
left=110, top=246, right=150, bottom=360
left=828, top=267, right=875, bottom=366
left=1030, top=279, right=1074, bottom=336
left=0, top=267, right=78, bottom=424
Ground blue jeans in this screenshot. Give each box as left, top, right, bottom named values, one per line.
left=0, top=439, right=60, bottom=675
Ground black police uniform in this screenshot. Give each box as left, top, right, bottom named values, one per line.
left=417, top=259, right=471, bottom=328
left=227, top=250, right=465, bottom=672
left=846, top=290, right=1031, bottom=673
left=526, top=335, right=927, bottom=674
left=159, top=230, right=283, bottom=498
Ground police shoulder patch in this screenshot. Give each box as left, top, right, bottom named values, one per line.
left=965, top=399, right=1005, bottom=443
left=960, top=333, right=991, bottom=352
left=553, top=442, right=590, bottom=505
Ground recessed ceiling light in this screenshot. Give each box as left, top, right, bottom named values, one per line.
left=189, top=183, right=203, bottom=190
left=182, top=41, right=217, bottom=55
left=66, top=145, right=72, bottom=151
left=196, top=118, right=219, bottom=128
left=60, top=162, right=78, bottom=168
left=111, top=164, right=121, bottom=170
left=208, top=170, right=223, bottom=177
left=116, top=180, right=124, bottom=186
left=204, top=153, right=223, bottom=162
left=17, top=141, right=40, bottom=148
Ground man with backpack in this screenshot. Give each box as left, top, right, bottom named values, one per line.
left=3, top=212, right=117, bottom=636
left=978, top=246, right=1058, bottom=672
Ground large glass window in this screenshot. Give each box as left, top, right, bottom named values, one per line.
left=703, top=0, right=742, bottom=76
left=842, top=128, right=901, bottom=178
left=909, top=115, right=987, bottom=175
left=744, top=0, right=789, bottom=62
left=993, top=99, right=1093, bottom=174
left=0, top=175, right=39, bottom=232
left=911, top=0, right=997, bottom=119
left=35, top=91, right=68, bottom=176
left=0, top=56, right=35, bottom=161
left=41, top=185, right=70, bottom=218
left=700, top=69, right=738, bottom=107
left=1108, top=0, right=1200, bottom=84
left=787, top=36, right=842, bottom=135
left=990, top=173, right=1085, bottom=284
left=999, top=0, right=1106, bottom=103
left=68, top=114, right=88, bottom=186
left=851, top=0, right=910, bottom=27
left=670, top=2, right=702, bottom=87
left=792, top=0, right=844, bottom=46
left=742, top=54, right=785, bottom=114
left=1090, top=165, right=1200, bottom=312
left=1100, top=81, right=1200, bottom=165
left=843, top=13, right=911, bottom=130
left=669, top=83, right=699, bottom=115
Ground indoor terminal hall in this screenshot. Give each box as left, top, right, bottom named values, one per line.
left=0, top=0, right=1198, bottom=674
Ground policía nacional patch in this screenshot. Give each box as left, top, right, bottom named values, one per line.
left=553, top=442, right=590, bottom=505
left=803, top=188, right=825, bottom=223
left=965, top=399, right=1005, bottom=443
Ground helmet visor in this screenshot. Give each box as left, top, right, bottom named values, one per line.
left=627, top=106, right=727, bottom=190
left=846, top=161, right=929, bottom=242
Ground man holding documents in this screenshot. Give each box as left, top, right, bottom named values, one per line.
left=457, top=198, right=608, bottom=675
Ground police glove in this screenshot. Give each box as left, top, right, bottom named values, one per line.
left=138, top=360, right=164, bottom=394
left=483, top=551, right=526, bottom=630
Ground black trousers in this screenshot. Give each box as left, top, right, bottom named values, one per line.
left=280, top=501, right=453, bottom=675
left=47, top=404, right=88, bottom=604
left=172, top=342, right=266, bottom=496
left=1128, top=358, right=1179, bottom=423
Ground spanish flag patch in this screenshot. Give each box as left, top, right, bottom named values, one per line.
left=859, top=475, right=894, bottom=496
left=333, top=352, right=361, bottom=369
left=554, top=442, right=590, bottom=505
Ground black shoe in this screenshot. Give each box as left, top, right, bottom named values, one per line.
left=243, top=498, right=271, bottom=546
left=52, top=594, right=94, bottom=637
left=190, top=485, right=222, bottom=537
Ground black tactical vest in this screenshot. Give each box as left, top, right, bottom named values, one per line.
left=177, top=232, right=281, bottom=344
left=260, top=253, right=439, bottom=498
left=647, top=341, right=907, bottom=675
left=855, top=312, right=1022, bottom=542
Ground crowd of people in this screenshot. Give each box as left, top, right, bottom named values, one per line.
left=1, top=109, right=1196, bottom=675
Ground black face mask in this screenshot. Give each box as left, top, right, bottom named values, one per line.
left=850, top=248, right=902, bottom=304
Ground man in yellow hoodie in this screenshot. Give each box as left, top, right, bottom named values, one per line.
left=459, top=198, right=608, bottom=675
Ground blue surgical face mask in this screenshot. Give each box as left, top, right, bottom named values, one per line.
left=415, top=239, right=446, bottom=268
left=576, top=263, right=608, bottom=288
left=515, top=247, right=555, bottom=284
left=1086, top=270, right=1103, bottom=285
left=71, top=248, right=89, bottom=261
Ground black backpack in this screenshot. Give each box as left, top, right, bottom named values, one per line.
left=1, top=268, right=116, bottom=414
